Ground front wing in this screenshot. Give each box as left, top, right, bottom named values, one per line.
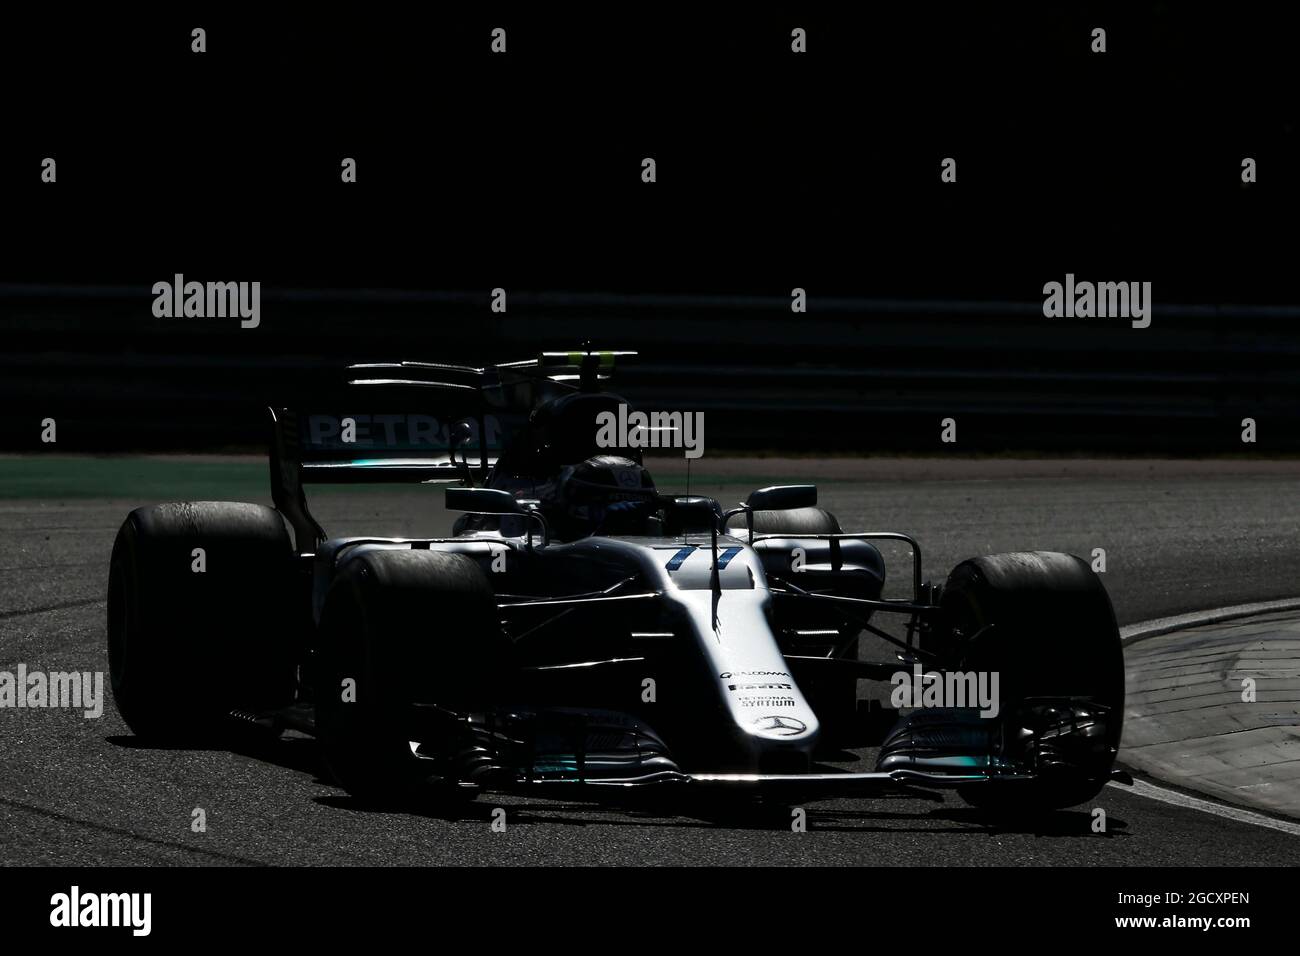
left=407, top=699, right=1129, bottom=800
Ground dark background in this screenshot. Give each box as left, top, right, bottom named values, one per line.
left=1, top=3, right=1296, bottom=452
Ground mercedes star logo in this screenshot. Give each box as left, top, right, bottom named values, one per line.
left=754, top=715, right=807, bottom=736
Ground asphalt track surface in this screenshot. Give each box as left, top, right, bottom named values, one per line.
left=4, top=458, right=1300, bottom=865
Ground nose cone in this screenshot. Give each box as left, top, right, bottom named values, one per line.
left=737, top=712, right=819, bottom=773
left=660, top=552, right=823, bottom=772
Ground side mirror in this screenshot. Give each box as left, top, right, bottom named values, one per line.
left=445, top=486, right=522, bottom=515
left=747, top=484, right=817, bottom=512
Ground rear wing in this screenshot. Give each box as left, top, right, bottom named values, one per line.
left=268, top=350, right=636, bottom=546
left=500, top=350, right=636, bottom=389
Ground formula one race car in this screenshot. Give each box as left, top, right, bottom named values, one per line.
left=106, top=350, right=1127, bottom=813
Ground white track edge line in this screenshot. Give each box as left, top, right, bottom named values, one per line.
left=1120, top=597, right=1300, bottom=645
left=1109, top=778, right=1300, bottom=838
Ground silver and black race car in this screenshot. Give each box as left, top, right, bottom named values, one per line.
left=107, top=350, right=1128, bottom=813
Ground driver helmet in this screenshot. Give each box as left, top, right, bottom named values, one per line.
left=543, top=455, right=658, bottom=540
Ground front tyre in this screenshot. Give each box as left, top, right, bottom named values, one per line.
left=314, top=549, right=505, bottom=805
left=940, top=551, right=1124, bottom=812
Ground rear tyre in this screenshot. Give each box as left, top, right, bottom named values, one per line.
left=314, top=549, right=506, bottom=805
left=939, top=551, right=1123, bottom=812
left=107, top=502, right=296, bottom=742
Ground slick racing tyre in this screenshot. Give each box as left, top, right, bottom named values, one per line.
left=939, top=551, right=1124, bottom=812
left=314, top=549, right=507, bottom=805
left=107, top=502, right=296, bottom=741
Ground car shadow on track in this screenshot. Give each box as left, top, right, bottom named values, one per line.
left=313, top=791, right=1129, bottom=838
left=106, top=731, right=337, bottom=787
